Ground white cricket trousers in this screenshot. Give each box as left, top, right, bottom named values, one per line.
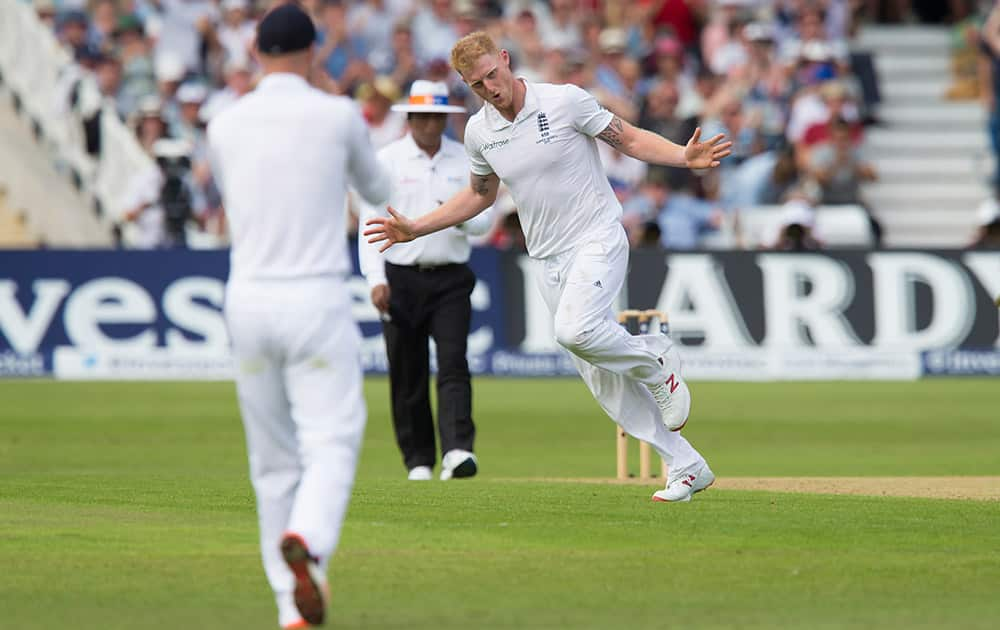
left=533, top=225, right=703, bottom=472
left=225, top=277, right=365, bottom=627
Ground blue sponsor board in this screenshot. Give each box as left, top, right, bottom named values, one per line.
left=0, top=248, right=506, bottom=378
left=923, top=349, right=1000, bottom=376
left=3, top=248, right=999, bottom=379
left=0, top=250, right=230, bottom=378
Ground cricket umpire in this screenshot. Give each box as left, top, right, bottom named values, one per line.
left=358, top=80, right=493, bottom=481
left=207, top=3, right=391, bottom=627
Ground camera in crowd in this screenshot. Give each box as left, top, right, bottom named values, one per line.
left=152, top=138, right=195, bottom=246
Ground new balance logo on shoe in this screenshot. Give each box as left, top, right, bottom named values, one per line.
left=665, top=373, right=680, bottom=394
left=593, top=280, right=602, bottom=288
left=648, top=345, right=691, bottom=431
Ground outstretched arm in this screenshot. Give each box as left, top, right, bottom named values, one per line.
left=363, top=172, right=500, bottom=252
left=597, top=114, right=732, bottom=170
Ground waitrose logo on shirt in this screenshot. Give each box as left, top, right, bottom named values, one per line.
left=481, top=139, right=510, bottom=153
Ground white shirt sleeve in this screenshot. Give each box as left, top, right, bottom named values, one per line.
left=357, top=197, right=388, bottom=289
left=346, top=102, right=393, bottom=205
left=356, top=152, right=390, bottom=289
left=463, top=123, right=493, bottom=176
left=566, top=84, right=614, bottom=138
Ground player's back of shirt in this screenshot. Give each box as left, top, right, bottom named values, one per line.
left=464, top=80, right=621, bottom=258
left=208, top=73, right=390, bottom=283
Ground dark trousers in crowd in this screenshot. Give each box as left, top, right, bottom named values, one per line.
left=383, top=262, right=476, bottom=470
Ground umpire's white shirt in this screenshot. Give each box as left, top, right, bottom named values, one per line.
left=463, top=80, right=618, bottom=259
left=208, top=73, right=391, bottom=281
left=358, top=133, right=493, bottom=289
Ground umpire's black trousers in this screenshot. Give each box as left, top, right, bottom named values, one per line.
left=383, top=261, right=476, bottom=470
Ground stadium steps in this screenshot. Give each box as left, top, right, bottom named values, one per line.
left=0, top=88, right=111, bottom=247
left=856, top=25, right=990, bottom=247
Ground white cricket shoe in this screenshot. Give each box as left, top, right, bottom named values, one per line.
left=652, top=461, right=715, bottom=503
left=646, top=343, right=691, bottom=431
left=407, top=465, right=433, bottom=481
left=440, top=449, right=477, bottom=480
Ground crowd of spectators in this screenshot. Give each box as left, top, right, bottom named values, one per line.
left=30, top=0, right=916, bottom=251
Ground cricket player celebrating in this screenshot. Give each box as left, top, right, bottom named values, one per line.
left=207, top=4, right=391, bottom=627
left=366, top=32, right=731, bottom=503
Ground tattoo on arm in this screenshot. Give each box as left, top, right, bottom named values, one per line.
left=471, top=174, right=491, bottom=196
left=597, top=116, right=625, bottom=148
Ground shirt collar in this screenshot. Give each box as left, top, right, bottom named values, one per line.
left=486, top=77, right=539, bottom=131
left=256, top=73, right=311, bottom=92
left=403, top=132, right=459, bottom=162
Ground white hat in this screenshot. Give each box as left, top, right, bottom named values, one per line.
left=136, top=95, right=163, bottom=117
left=154, top=53, right=186, bottom=83
left=744, top=22, right=775, bottom=42
left=977, top=198, right=1000, bottom=225
left=778, top=199, right=816, bottom=229
left=221, top=0, right=248, bottom=11
left=176, top=83, right=208, bottom=104
left=801, top=40, right=833, bottom=62
left=598, top=28, right=628, bottom=53
left=223, top=56, right=251, bottom=76
left=152, top=138, right=193, bottom=159
left=391, top=80, right=466, bottom=113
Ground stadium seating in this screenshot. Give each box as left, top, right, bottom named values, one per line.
left=0, top=0, right=150, bottom=246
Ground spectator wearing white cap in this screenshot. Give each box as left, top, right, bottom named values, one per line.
left=130, top=95, right=169, bottom=155
left=154, top=52, right=187, bottom=133
left=767, top=196, right=824, bottom=251
left=358, top=79, right=492, bottom=482
left=594, top=28, right=630, bottom=100
left=173, top=81, right=219, bottom=241
left=172, top=82, right=209, bottom=145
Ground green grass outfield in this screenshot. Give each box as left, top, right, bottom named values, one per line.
left=1, top=378, right=998, bottom=629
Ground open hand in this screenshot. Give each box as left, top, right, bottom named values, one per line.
left=684, top=127, right=733, bottom=169
left=363, top=206, right=417, bottom=252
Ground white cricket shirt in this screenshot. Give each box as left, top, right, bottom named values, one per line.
left=207, top=73, right=390, bottom=282
left=358, top=133, right=493, bottom=289
left=463, top=80, right=619, bottom=258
